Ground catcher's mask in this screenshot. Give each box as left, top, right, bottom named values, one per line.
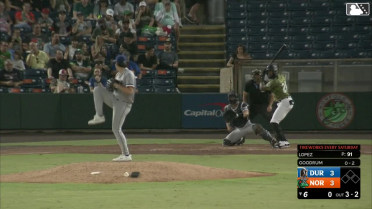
left=266, top=64, right=278, bottom=79
left=228, top=91, right=238, bottom=105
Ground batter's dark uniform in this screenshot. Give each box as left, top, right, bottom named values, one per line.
left=244, top=79, right=273, bottom=122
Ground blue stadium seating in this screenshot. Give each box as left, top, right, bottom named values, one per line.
left=226, top=0, right=372, bottom=59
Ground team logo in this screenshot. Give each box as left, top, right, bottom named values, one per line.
left=297, top=168, right=309, bottom=188
left=316, top=93, right=355, bottom=129
left=346, top=3, right=370, bottom=16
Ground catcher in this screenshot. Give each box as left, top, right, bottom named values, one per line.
left=223, top=92, right=278, bottom=148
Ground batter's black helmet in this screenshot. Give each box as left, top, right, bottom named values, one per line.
left=266, top=64, right=278, bottom=78
left=252, top=69, right=261, bottom=76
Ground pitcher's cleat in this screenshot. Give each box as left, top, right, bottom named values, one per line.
left=270, top=139, right=279, bottom=148
left=88, top=115, right=105, bottom=125
left=236, top=137, right=246, bottom=146
left=112, top=154, right=132, bottom=162
left=278, top=141, right=290, bottom=148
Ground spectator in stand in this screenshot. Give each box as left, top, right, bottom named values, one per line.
left=73, top=0, right=94, bottom=19
left=119, top=32, right=137, bottom=61
left=226, top=44, right=252, bottom=67
left=158, top=38, right=178, bottom=69
left=184, top=0, right=203, bottom=24
left=114, top=0, right=134, bottom=18
left=43, top=33, right=66, bottom=58
left=26, top=42, right=49, bottom=70
left=92, top=18, right=116, bottom=44
left=12, top=50, right=25, bottom=71
left=71, top=11, right=92, bottom=37
left=50, top=69, right=74, bottom=93
left=93, top=0, right=112, bottom=19
left=81, top=42, right=92, bottom=61
left=135, top=1, right=154, bottom=33
left=30, top=0, right=50, bottom=13
left=52, top=9, right=71, bottom=37
left=0, top=2, right=12, bottom=36
left=116, top=17, right=136, bottom=39
left=137, top=45, right=157, bottom=72
left=154, top=0, right=181, bottom=51
left=38, top=8, right=53, bottom=29
left=93, top=60, right=111, bottom=79
left=29, top=23, right=49, bottom=49
left=70, top=49, right=92, bottom=81
left=0, top=41, right=11, bottom=69
left=105, top=9, right=118, bottom=32
left=91, top=35, right=107, bottom=63
left=9, top=28, right=23, bottom=53
left=50, top=0, right=71, bottom=14
left=14, top=2, right=35, bottom=31
left=89, top=67, right=107, bottom=92
left=0, top=59, right=23, bottom=87
left=4, top=0, right=21, bottom=11
left=47, top=49, right=73, bottom=79
left=64, top=36, right=79, bottom=61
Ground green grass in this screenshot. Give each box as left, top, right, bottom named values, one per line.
left=0, top=139, right=371, bottom=209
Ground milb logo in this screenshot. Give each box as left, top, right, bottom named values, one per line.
left=346, top=3, right=370, bottom=16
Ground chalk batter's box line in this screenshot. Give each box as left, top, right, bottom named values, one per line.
left=297, top=144, right=360, bottom=151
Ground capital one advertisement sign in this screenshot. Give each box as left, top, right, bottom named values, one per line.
left=182, top=94, right=227, bottom=128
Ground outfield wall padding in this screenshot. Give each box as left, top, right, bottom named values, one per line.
left=0, top=92, right=370, bottom=130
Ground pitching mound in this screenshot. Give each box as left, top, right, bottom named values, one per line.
left=0, top=161, right=274, bottom=183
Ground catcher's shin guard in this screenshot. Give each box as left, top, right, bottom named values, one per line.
left=254, top=124, right=278, bottom=148
left=270, top=122, right=287, bottom=141
left=223, top=139, right=236, bottom=146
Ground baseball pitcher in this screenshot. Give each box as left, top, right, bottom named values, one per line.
left=223, top=92, right=278, bottom=148
left=88, top=55, right=136, bottom=162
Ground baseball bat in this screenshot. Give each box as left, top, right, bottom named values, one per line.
left=268, top=44, right=287, bottom=66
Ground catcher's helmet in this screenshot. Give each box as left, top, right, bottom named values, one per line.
left=266, top=64, right=278, bottom=78
left=228, top=91, right=238, bottom=104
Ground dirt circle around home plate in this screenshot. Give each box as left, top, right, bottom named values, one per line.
left=0, top=161, right=274, bottom=184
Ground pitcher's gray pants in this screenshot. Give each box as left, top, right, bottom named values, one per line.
left=93, top=86, right=132, bottom=155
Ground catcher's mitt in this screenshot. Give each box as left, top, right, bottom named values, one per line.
left=106, top=78, right=120, bottom=92
left=223, top=109, right=238, bottom=123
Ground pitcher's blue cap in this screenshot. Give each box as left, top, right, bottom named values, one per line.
left=115, top=55, right=127, bottom=63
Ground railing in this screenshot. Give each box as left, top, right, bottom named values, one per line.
left=231, top=58, right=372, bottom=95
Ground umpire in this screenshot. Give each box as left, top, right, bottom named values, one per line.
left=243, top=69, right=274, bottom=124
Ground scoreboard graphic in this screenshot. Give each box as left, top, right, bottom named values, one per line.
left=297, top=144, right=360, bottom=199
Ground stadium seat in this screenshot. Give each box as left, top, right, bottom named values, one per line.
left=334, top=50, right=358, bottom=58
left=246, top=18, right=268, bottom=27
left=153, top=78, right=175, bottom=87
left=247, top=42, right=267, bottom=52
left=289, top=17, right=311, bottom=26
left=154, top=86, right=177, bottom=93
left=358, top=40, right=372, bottom=50
left=331, top=26, right=353, bottom=33
left=226, top=19, right=247, bottom=28
left=286, top=2, right=308, bottom=11
left=246, top=1, right=266, bottom=11
left=247, top=35, right=267, bottom=43
left=309, top=26, right=331, bottom=34
left=310, top=50, right=334, bottom=59
left=141, top=69, right=155, bottom=79
left=137, top=86, right=154, bottom=93
left=155, top=69, right=177, bottom=78
left=137, top=78, right=153, bottom=87
left=226, top=11, right=247, bottom=19
left=227, top=35, right=247, bottom=43
left=267, top=27, right=288, bottom=36
left=226, top=0, right=246, bottom=12
left=332, top=16, right=355, bottom=25
left=336, top=41, right=359, bottom=50
left=266, top=2, right=286, bottom=11
left=268, top=11, right=289, bottom=18
left=247, top=27, right=267, bottom=36
left=311, top=17, right=332, bottom=26
left=312, top=41, right=335, bottom=50
left=228, top=27, right=248, bottom=35
left=353, top=25, right=372, bottom=34
left=289, top=42, right=311, bottom=50
left=355, top=16, right=372, bottom=24
left=250, top=52, right=267, bottom=59
left=268, top=18, right=289, bottom=26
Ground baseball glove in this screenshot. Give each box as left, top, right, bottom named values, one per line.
left=106, top=78, right=120, bottom=92
left=223, top=109, right=238, bottom=123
